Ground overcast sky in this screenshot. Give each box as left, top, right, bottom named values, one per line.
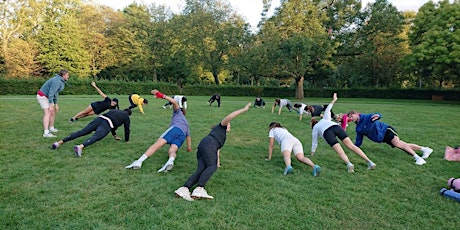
left=95, top=0, right=434, bottom=30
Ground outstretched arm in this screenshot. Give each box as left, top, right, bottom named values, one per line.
left=220, top=102, right=251, bottom=126
left=92, top=81, right=107, bottom=99
left=151, top=89, right=180, bottom=111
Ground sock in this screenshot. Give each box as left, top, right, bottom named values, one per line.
left=421, top=147, right=429, bottom=152
left=414, top=154, right=421, bottom=160
left=138, top=154, right=148, bottom=162
left=50, top=126, right=55, bottom=130
left=347, top=162, right=353, bottom=166
left=167, top=157, right=175, bottom=164
left=44, top=130, right=49, bottom=134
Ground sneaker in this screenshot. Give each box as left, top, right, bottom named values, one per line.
left=422, top=148, right=433, bottom=159
left=49, top=128, right=59, bottom=133
left=312, top=165, right=321, bottom=177
left=158, top=163, right=174, bottom=173
left=347, top=163, right=355, bottom=173
left=69, top=118, right=76, bottom=122
left=175, top=187, right=194, bottom=201
left=73, top=145, right=82, bottom=157
left=415, top=157, right=426, bottom=165
left=283, top=165, right=293, bottom=175
left=191, top=187, right=214, bottom=200
left=125, top=160, right=142, bottom=169
left=43, top=133, right=57, bottom=138
left=51, top=142, right=60, bottom=150
left=367, top=161, right=376, bottom=170
left=162, top=105, right=166, bottom=109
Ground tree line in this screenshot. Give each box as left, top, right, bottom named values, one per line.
left=1, top=0, right=459, bottom=99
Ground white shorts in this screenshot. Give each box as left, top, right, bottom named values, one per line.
left=37, top=94, right=50, bottom=109
left=280, top=137, right=303, bottom=155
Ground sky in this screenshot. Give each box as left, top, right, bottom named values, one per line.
left=95, top=0, right=433, bottom=30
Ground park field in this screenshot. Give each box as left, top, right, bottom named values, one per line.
left=1, top=95, right=459, bottom=229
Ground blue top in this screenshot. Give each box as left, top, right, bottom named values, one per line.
left=355, top=113, right=389, bottom=147
left=39, top=74, right=66, bottom=104
left=170, top=109, right=190, bottom=137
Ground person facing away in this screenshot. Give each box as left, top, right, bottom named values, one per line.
left=70, top=81, right=119, bottom=122
left=163, top=95, right=188, bottom=111
left=307, top=104, right=335, bottom=119
left=271, top=98, right=293, bottom=115
left=127, top=94, right=148, bottom=114
left=347, top=110, right=433, bottom=165
left=208, top=94, right=221, bottom=107
left=293, top=103, right=309, bottom=121
left=51, top=109, right=132, bottom=157
left=254, top=96, right=266, bottom=108
left=36, top=69, right=70, bottom=138
left=174, top=102, right=251, bottom=201
left=310, top=93, right=376, bottom=173
left=125, top=89, right=192, bottom=172
left=267, top=122, right=321, bottom=176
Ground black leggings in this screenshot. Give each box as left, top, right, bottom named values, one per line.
left=323, top=125, right=348, bottom=147
left=62, top=118, right=111, bottom=147
left=184, top=136, right=218, bottom=188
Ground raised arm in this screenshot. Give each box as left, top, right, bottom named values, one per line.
left=151, top=89, right=180, bottom=111
left=92, top=81, right=107, bottom=99
left=220, top=102, right=251, bottom=126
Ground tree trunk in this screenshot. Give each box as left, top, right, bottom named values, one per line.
left=212, top=71, right=220, bottom=84
left=295, top=76, right=304, bottom=99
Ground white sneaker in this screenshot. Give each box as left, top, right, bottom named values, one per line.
left=158, top=162, right=174, bottom=173
left=175, top=187, right=194, bottom=201
left=125, top=160, right=142, bottom=169
left=51, top=142, right=60, bottom=150
left=74, top=145, right=83, bottom=157
left=422, top=148, right=433, bottom=159
left=191, top=187, right=214, bottom=200
left=49, top=128, right=59, bottom=133
left=43, top=133, right=57, bottom=138
left=415, top=157, right=426, bottom=165
left=162, top=105, right=166, bottom=109
left=347, top=163, right=355, bottom=173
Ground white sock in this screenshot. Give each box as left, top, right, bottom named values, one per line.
left=167, top=157, right=175, bottom=164
left=44, top=130, right=50, bottom=134
left=138, top=154, right=148, bottom=162
left=50, top=126, right=55, bottom=130
left=414, top=154, right=421, bottom=160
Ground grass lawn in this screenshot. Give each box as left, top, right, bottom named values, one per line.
left=1, top=94, right=459, bottom=229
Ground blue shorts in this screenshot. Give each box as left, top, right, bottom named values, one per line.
left=160, top=126, right=186, bottom=148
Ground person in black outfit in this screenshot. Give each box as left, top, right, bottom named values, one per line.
left=208, top=94, right=221, bottom=107
left=52, top=109, right=132, bottom=157
left=254, top=96, right=266, bottom=108
left=174, top=102, right=251, bottom=201
left=70, top=81, right=119, bottom=122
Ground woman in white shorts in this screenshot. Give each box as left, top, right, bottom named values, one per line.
left=267, top=122, right=320, bottom=176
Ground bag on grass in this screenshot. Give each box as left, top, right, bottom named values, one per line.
left=444, top=146, right=460, bottom=162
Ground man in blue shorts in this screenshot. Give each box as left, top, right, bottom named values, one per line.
left=125, top=89, right=192, bottom=172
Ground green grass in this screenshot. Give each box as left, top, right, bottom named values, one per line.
left=1, top=95, right=459, bottom=229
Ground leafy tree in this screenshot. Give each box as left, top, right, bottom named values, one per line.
left=258, top=0, right=334, bottom=99
left=35, top=0, right=91, bottom=77
left=408, top=0, right=460, bottom=88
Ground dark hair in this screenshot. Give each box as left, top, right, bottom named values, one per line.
left=59, top=69, right=68, bottom=76
left=180, top=108, right=186, bottom=116
left=269, top=122, right=282, bottom=129
left=310, top=118, right=319, bottom=129
left=275, top=98, right=281, bottom=104
left=124, top=108, right=132, bottom=116
left=143, top=99, right=148, bottom=104
left=293, top=103, right=302, bottom=108
left=182, top=97, right=187, bottom=103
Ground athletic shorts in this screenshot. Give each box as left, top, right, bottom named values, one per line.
left=383, top=126, right=398, bottom=148
left=280, top=137, right=303, bottom=156
left=160, top=126, right=186, bottom=148
left=323, top=125, right=348, bottom=147
left=37, top=94, right=50, bottom=109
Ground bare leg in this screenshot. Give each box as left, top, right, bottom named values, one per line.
left=143, top=138, right=168, bottom=157
left=331, top=143, right=351, bottom=163
left=43, top=108, right=52, bottom=131
left=73, top=105, right=95, bottom=119
left=220, top=102, right=251, bottom=126
left=342, top=137, right=372, bottom=162
left=295, top=153, right=315, bottom=168
left=48, top=108, right=56, bottom=129
left=391, top=137, right=418, bottom=156
left=282, top=150, right=292, bottom=167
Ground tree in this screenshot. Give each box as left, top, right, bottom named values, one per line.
left=408, top=0, right=460, bottom=88
left=258, top=0, right=334, bottom=99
